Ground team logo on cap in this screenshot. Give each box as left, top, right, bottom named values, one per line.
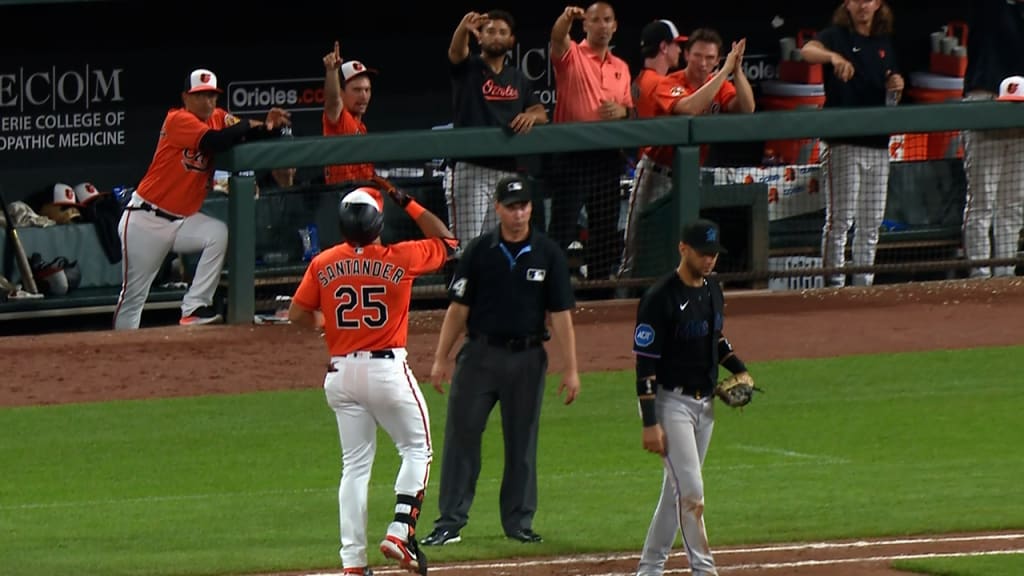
left=1009, top=82, right=1020, bottom=95
left=705, top=227, right=717, bottom=242
left=352, top=62, right=365, bottom=72
left=506, top=181, right=523, bottom=192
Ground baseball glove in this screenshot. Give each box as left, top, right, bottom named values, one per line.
left=714, top=372, right=761, bottom=408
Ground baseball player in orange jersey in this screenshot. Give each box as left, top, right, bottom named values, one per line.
left=618, top=19, right=686, bottom=279
left=323, top=41, right=378, bottom=187
left=620, top=30, right=753, bottom=279
left=289, top=180, right=459, bottom=576
left=112, top=68, right=290, bottom=330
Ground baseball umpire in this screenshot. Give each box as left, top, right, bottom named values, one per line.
left=289, top=181, right=459, bottom=576
left=632, top=219, right=755, bottom=576
left=421, top=175, right=580, bottom=546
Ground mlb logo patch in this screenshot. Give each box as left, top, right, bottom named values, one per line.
left=526, top=268, right=546, bottom=281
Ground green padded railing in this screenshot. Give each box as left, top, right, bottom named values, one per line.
left=218, top=101, right=1024, bottom=324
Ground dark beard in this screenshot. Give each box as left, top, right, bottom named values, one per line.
left=481, top=44, right=509, bottom=59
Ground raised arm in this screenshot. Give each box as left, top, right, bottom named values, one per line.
left=323, top=41, right=343, bottom=124
left=449, top=12, right=486, bottom=64
left=727, top=40, right=756, bottom=114
left=671, top=43, right=740, bottom=115
left=550, top=6, right=584, bottom=59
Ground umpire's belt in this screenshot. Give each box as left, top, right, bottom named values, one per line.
left=127, top=202, right=183, bottom=222
left=470, top=333, right=546, bottom=351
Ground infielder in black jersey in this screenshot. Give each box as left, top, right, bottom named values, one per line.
left=631, top=219, right=752, bottom=576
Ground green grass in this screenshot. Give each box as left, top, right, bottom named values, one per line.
left=894, top=553, right=1024, bottom=576
left=1, top=345, right=1022, bottom=576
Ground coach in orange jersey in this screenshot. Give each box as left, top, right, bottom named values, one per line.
left=112, top=68, right=290, bottom=330
left=323, top=41, right=378, bottom=187
left=619, top=29, right=754, bottom=278
left=288, top=178, right=459, bottom=576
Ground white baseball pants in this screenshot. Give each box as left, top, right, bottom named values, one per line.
left=619, top=154, right=673, bottom=278
left=324, top=349, right=431, bottom=570
left=113, top=192, right=227, bottom=330
left=637, top=389, right=717, bottom=576
left=962, top=129, right=1024, bottom=278
left=820, top=143, right=890, bottom=287
left=445, top=162, right=512, bottom=243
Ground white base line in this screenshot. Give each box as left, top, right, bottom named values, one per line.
left=350, top=533, right=1024, bottom=576
left=589, top=548, right=1024, bottom=576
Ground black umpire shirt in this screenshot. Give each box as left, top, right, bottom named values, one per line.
left=448, top=226, right=574, bottom=338
left=964, top=0, right=1024, bottom=95
left=816, top=25, right=898, bottom=149
left=632, top=273, right=725, bottom=398
left=450, top=54, right=540, bottom=172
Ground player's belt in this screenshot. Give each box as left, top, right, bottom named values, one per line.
left=127, top=202, right=183, bottom=222
left=666, top=386, right=713, bottom=400
left=343, top=349, right=396, bottom=359
left=470, top=333, right=546, bottom=351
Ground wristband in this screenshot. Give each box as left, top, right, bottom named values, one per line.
left=404, top=200, right=426, bottom=220
left=722, top=354, right=747, bottom=375
left=639, top=397, right=657, bottom=427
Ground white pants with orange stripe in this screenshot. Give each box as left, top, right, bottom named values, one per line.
left=324, top=348, right=431, bottom=570
left=962, top=128, right=1024, bottom=278
left=820, top=143, right=890, bottom=287
left=113, top=192, right=227, bottom=330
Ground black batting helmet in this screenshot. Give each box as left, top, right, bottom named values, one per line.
left=339, top=188, right=384, bottom=246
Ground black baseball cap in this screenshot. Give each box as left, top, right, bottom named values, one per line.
left=640, top=19, right=688, bottom=50
left=495, top=175, right=531, bottom=205
left=681, top=219, right=727, bottom=254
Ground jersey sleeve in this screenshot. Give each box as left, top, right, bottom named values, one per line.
left=163, top=110, right=212, bottom=151
left=718, top=79, right=738, bottom=109
left=551, top=40, right=578, bottom=76
left=653, top=74, right=690, bottom=115
left=401, top=237, right=461, bottom=276
left=815, top=26, right=840, bottom=51
left=291, top=259, right=322, bottom=311
left=447, top=236, right=478, bottom=304
left=633, top=285, right=667, bottom=366
left=544, top=241, right=575, bottom=312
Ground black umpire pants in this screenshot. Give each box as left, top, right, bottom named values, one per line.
left=546, top=150, right=625, bottom=280
left=432, top=337, right=547, bottom=535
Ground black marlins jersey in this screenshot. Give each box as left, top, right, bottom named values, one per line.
left=632, top=272, right=725, bottom=396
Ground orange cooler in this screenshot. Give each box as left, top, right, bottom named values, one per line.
left=902, top=72, right=964, bottom=161
left=760, top=81, right=826, bottom=165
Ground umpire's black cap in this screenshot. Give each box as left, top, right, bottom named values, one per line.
left=682, top=219, right=727, bottom=254
left=495, top=175, right=531, bottom=206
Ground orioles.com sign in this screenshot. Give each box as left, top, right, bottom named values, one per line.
left=227, top=78, right=326, bottom=115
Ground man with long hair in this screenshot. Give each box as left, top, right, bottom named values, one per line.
left=801, top=0, right=903, bottom=287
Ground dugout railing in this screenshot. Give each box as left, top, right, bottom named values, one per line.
left=216, top=101, right=1024, bottom=324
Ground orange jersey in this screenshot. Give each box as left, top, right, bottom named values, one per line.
left=292, top=237, right=458, bottom=356
left=648, top=71, right=737, bottom=167
left=136, top=107, right=232, bottom=216
left=632, top=68, right=668, bottom=161
left=323, top=109, right=375, bottom=184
